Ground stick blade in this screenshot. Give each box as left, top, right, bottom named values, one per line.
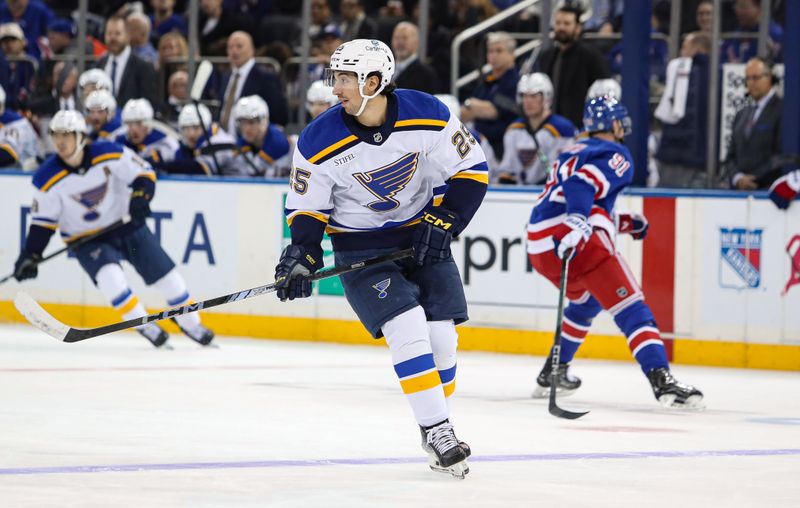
left=190, top=60, right=213, bottom=101
left=14, top=292, right=70, bottom=341
left=549, top=387, right=589, bottom=420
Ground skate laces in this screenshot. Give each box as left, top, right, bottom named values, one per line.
left=427, top=422, right=459, bottom=453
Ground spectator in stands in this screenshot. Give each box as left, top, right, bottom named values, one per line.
left=0, top=22, right=36, bottom=107
left=24, top=60, right=77, bottom=153
left=0, top=0, right=54, bottom=60
left=199, top=0, right=250, bottom=56
left=654, top=32, right=711, bottom=189
left=157, top=31, right=188, bottom=70
left=309, top=0, right=335, bottom=39
left=722, top=57, right=783, bottom=190
left=96, top=16, right=159, bottom=107
left=127, top=13, right=158, bottom=66
left=460, top=31, right=519, bottom=157
left=45, top=17, right=78, bottom=55
left=721, top=0, right=783, bottom=63
left=309, top=25, right=343, bottom=82
left=161, top=69, right=188, bottom=125
left=338, top=0, right=376, bottom=42
left=534, top=4, right=610, bottom=127
left=607, top=12, right=668, bottom=84
left=149, top=0, right=187, bottom=43
left=391, top=21, right=440, bottom=95
left=695, top=0, right=712, bottom=33
left=218, top=31, right=288, bottom=131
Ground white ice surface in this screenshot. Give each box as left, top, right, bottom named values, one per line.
left=0, top=323, right=798, bottom=508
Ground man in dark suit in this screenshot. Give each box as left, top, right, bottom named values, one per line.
left=722, top=57, right=783, bottom=190
left=533, top=5, right=610, bottom=127
left=391, top=21, right=440, bottom=95
left=218, top=31, right=288, bottom=131
left=95, top=16, right=158, bottom=109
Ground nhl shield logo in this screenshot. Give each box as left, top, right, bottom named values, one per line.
left=719, top=228, right=762, bottom=289
left=372, top=278, right=391, bottom=299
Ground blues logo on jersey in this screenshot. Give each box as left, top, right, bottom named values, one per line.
left=353, top=152, right=419, bottom=212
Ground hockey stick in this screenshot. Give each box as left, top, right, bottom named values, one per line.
left=189, top=60, right=222, bottom=173
left=15, top=248, right=415, bottom=343
left=549, top=252, right=589, bottom=420
left=0, top=218, right=130, bottom=286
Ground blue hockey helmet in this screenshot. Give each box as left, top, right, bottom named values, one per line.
left=582, top=96, right=632, bottom=136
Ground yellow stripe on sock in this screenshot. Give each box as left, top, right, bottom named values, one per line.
left=442, top=380, right=456, bottom=398
left=399, top=370, right=442, bottom=394
left=118, top=296, right=140, bottom=315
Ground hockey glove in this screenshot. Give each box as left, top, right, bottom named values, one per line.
left=13, top=251, right=42, bottom=281
left=274, top=244, right=321, bottom=301
left=617, top=211, right=649, bottom=240
left=412, top=206, right=461, bottom=266
left=129, top=188, right=152, bottom=224
left=552, top=214, right=592, bottom=260
left=768, top=171, right=800, bottom=210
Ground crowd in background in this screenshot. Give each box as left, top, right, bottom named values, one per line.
left=0, top=0, right=791, bottom=190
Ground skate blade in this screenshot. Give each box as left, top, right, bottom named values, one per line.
left=532, top=384, right=577, bottom=399
left=154, top=342, right=174, bottom=350
left=658, top=394, right=705, bottom=410
left=429, top=458, right=469, bottom=479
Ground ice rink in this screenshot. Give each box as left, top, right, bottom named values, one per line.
left=0, top=323, right=798, bottom=508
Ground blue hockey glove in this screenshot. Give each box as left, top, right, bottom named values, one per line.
left=412, top=206, right=461, bottom=266
left=275, top=245, right=321, bottom=301
left=129, top=188, right=152, bottom=224
left=617, top=211, right=649, bottom=240
left=13, top=251, right=42, bottom=281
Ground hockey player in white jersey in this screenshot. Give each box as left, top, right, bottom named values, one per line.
left=11, top=110, right=215, bottom=348
left=160, top=104, right=237, bottom=175
left=84, top=89, right=125, bottom=141
left=306, top=80, right=338, bottom=119
left=275, top=39, right=489, bottom=478
left=78, top=69, right=113, bottom=106
left=116, top=98, right=179, bottom=166
left=496, top=73, right=577, bottom=185
left=0, top=83, right=42, bottom=169
left=231, top=95, right=290, bottom=177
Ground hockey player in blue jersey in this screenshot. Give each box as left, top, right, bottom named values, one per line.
left=12, top=110, right=215, bottom=348
left=275, top=39, right=488, bottom=478
left=116, top=98, right=179, bottom=166
left=497, top=73, right=577, bottom=185
left=231, top=95, right=290, bottom=177
left=527, top=97, right=703, bottom=409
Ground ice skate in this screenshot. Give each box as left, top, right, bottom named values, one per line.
left=532, top=356, right=581, bottom=398
left=647, top=368, right=705, bottom=409
left=172, top=318, right=216, bottom=346
left=137, top=323, right=171, bottom=349
left=420, top=420, right=469, bottom=479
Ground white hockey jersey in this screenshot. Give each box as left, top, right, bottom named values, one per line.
left=30, top=141, right=155, bottom=242
left=287, top=89, right=488, bottom=249
left=0, top=110, right=43, bottom=168
left=232, top=124, right=291, bottom=178
left=115, top=126, right=180, bottom=165
left=497, top=114, right=577, bottom=185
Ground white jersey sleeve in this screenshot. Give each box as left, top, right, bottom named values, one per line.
left=285, top=146, right=335, bottom=226
left=427, top=113, right=488, bottom=185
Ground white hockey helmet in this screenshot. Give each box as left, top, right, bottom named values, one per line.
left=122, top=98, right=154, bottom=123
left=325, top=38, right=395, bottom=116
left=49, top=110, right=88, bottom=135
left=233, top=95, right=269, bottom=122
left=178, top=103, right=212, bottom=129
left=586, top=78, right=622, bottom=101
left=517, top=72, right=554, bottom=107
left=78, top=68, right=112, bottom=92
left=84, top=89, right=117, bottom=112
left=305, top=80, right=338, bottom=109
left=434, top=94, right=461, bottom=122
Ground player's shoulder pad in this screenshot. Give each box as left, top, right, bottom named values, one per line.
left=113, top=133, right=127, bottom=144
left=264, top=124, right=290, bottom=159
left=296, top=104, right=355, bottom=164
left=506, top=117, right=526, bottom=131
left=0, top=110, right=23, bottom=125
left=32, top=155, right=68, bottom=191
left=144, top=128, right=167, bottom=144
left=545, top=114, right=578, bottom=137
left=394, top=89, right=449, bottom=129
left=88, top=140, right=125, bottom=165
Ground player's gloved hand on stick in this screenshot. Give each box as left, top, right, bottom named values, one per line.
left=129, top=188, right=152, bottom=224
left=274, top=244, right=320, bottom=301
left=552, top=214, right=592, bottom=260
left=13, top=251, right=42, bottom=281
left=768, top=170, right=800, bottom=210
left=412, top=206, right=461, bottom=266
left=617, top=211, right=649, bottom=240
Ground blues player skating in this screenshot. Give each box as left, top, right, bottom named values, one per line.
left=12, top=110, right=214, bottom=348
left=275, top=39, right=488, bottom=478
left=527, top=97, right=703, bottom=409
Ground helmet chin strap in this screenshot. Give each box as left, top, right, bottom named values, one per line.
left=354, top=81, right=384, bottom=117
left=66, top=133, right=87, bottom=166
